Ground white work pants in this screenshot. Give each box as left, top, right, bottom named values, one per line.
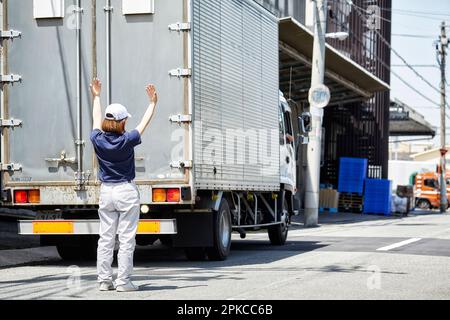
left=97, top=181, right=140, bottom=286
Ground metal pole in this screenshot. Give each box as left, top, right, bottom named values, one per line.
left=304, top=0, right=328, bottom=227
left=439, top=21, right=448, bottom=213
left=0, top=0, right=6, bottom=200
left=105, top=0, right=111, bottom=106
left=92, top=0, right=97, bottom=78
left=75, top=0, right=84, bottom=190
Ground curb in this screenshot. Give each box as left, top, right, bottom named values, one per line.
left=0, top=246, right=61, bottom=269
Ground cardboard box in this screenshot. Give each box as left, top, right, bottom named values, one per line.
left=320, top=189, right=340, bottom=209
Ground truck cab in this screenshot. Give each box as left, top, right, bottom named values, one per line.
left=414, top=171, right=450, bottom=209
left=278, top=92, right=296, bottom=194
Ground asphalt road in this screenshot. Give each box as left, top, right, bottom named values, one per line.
left=0, top=211, right=449, bottom=300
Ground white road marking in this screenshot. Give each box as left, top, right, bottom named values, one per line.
left=376, top=238, right=422, bottom=251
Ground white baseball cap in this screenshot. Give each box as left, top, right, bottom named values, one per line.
left=105, top=103, right=132, bottom=121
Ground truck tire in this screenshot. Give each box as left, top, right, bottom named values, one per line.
left=206, top=198, right=232, bottom=261
left=56, top=236, right=97, bottom=261
left=268, top=198, right=289, bottom=245
left=159, top=236, right=173, bottom=247
left=56, top=245, right=83, bottom=261
left=184, top=247, right=207, bottom=261
left=416, top=199, right=431, bottom=210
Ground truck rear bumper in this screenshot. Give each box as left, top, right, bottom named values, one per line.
left=18, top=219, right=177, bottom=235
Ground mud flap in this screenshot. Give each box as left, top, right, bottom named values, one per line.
left=172, top=213, right=214, bottom=248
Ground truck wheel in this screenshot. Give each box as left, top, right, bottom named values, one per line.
left=416, top=199, right=431, bottom=210
left=56, top=236, right=97, bottom=261
left=184, top=247, right=207, bottom=261
left=56, top=245, right=82, bottom=261
left=206, top=199, right=232, bottom=261
left=159, top=236, right=173, bottom=247
left=268, top=198, right=289, bottom=245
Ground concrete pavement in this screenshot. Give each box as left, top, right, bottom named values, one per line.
left=0, top=211, right=449, bottom=300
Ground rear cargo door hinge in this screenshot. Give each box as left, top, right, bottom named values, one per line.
left=0, top=118, right=22, bottom=129
left=1, top=74, right=22, bottom=84
left=168, top=68, right=191, bottom=78
left=1, top=163, right=22, bottom=172
left=1, top=30, right=22, bottom=40
left=168, top=22, right=191, bottom=32
left=169, top=114, right=192, bottom=124
left=170, top=160, right=193, bottom=169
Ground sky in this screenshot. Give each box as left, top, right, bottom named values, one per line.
left=390, top=0, right=450, bottom=146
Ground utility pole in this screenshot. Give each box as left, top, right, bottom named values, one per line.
left=304, top=0, right=329, bottom=227
left=438, top=21, right=448, bottom=213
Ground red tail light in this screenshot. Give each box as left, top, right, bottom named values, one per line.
left=14, top=190, right=28, bottom=204
left=167, top=188, right=181, bottom=202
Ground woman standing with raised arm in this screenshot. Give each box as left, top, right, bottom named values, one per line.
left=90, top=78, right=158, bottom=292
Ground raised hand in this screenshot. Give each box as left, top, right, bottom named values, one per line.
left=146, top=84, right=158, bottom=104
left=90, top=78, right=102, bottom=97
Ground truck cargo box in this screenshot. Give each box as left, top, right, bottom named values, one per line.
left=1, top=0, right=279, bottom=206
left=192, top=0, right=280, bottom=191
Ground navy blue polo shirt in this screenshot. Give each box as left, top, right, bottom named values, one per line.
left=90, top=129, right=142, bottom=183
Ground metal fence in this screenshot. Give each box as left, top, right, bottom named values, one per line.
left=323, top=0, right=391, bottom=185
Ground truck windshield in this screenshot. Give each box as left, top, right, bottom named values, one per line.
left=424, top=179, right=439, bottom=189
left=278, top=105, right=285, bottom=145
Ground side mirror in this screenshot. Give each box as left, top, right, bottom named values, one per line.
left=299, top=112, right=312, bottom=134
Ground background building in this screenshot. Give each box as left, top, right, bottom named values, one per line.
left=256, top=0, right=392, bottom=189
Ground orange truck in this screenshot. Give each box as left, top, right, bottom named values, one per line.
left=414, top=172, right=450, bottom=209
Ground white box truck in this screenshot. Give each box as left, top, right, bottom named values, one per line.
left=0, top=0, right=309, bottom=261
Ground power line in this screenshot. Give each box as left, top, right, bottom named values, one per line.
left=348, top=1, right=450, bottom=23
left=328, top=19, right=440, bottom=108
left=342, top=2, right=450, bottom=119
left=392, top=33, right=435, bottom=39
left=369, top=6, right=450, bottom=17
left=328, top=0, right=446, bottom=33
left=390, top=68, right=442, bottom=108
left=350, top=3, right=444, bottom=98
left=392, top=64, right=439, bottom=68
left=328, top=2, right=447, bottom=115
left=393, top=10, right=450, bottom=18
left=393, top=12, right=450, bottom=22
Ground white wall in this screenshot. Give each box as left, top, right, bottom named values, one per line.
left=389, top=160, right=436, bottom=189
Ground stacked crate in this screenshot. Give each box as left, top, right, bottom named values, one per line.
left=338, top=193, right=364, bottom=213
left=338, top=157, right=368, bottom=213
left=363, top=179, right=392, bottom=215
left=338, top=157, right=368, bottom=194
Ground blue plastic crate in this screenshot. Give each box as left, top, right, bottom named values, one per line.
left=338, top=157, right=368, bottom=194
left=363, top=179, right=392, bottom=215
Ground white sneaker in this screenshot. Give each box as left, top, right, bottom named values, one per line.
left=116, top=281, right=139, bottom=292
left=99, top=281, right=115, bottom=291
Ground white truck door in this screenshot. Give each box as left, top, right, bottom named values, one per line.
left=283, top=110, right=296, bottom=189
left=279, top=97, right=296, bottom=190
left=99, top=0, right=190, bottom=184
left=2, top=0, right=94, bottom=185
